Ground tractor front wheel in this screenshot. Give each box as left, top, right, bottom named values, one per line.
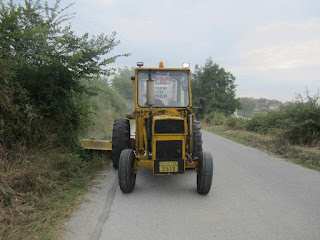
left=197, top=151, right=213, bottom=195
left=118, top=149, right=136, bottom=193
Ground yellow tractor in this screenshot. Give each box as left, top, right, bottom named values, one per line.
left=82, top=62, right=213, bottom=194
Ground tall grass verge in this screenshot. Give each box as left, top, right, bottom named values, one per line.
left=0, top=147, right=110, bottom=239
left=203, top=124, right=320, bottom=171
left=202, top=92, right=320, bottom=170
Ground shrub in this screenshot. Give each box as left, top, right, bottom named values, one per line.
left=81, top=77, right=127, bottom=140
left=245, top=93, right=320, bottom=146
left=245, top=111, right=284, bottom=134
left=204, top=91, right=320, bottom=147
left=279, top=98, right=320, bottom=146
left=226, top=117, right=246, bottom=130
left=204, top=112, right=227, bottom=125
left=0, top=0, right=126, bottom=149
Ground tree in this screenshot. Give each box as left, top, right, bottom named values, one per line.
left=192, top=57, right=240, bottom=116
left=112, top=67, right=135, bottom=103
left=0, top=0, right=127, bottom=147
left=238, top=97, right=256, bottom=117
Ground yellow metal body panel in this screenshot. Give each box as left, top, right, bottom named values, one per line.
left=152, top=135, right=186, bottom=161
left=81, top=66, right=199, bottom=173
left=137, top=160, right=153, bottom=168
left=152, top=135, right=186, bottom=175
left=130, top=66, right=198, bottom=173
left=151, top=115, right=187, bottom=175
left=185, top=161, right=198, bottom=169
left=81, top=139, right=112, bottom=151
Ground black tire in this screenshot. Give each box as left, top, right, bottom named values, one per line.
left=118, top=149, right=136, bottom=193
left=197, top=151, right=213, bottom=195
left=112, top=119, right=130, bottom=169
left=193, top=119, right=203, bottom=160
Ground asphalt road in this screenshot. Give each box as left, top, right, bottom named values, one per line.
left=63, top=130, right=320, bottom=240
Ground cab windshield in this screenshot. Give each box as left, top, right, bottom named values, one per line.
left=138, top=70, right=190, bottom=107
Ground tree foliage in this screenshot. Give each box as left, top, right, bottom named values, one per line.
left=112, top=67, right=135, bottom=104
left=237, top=97, right=283, bottom=117
left=0, top=0, right=127, bottom=148
left=191, top=57, right=240, bottom=116
left=238, top=98, right=257, bottom=117
left=82, top=77, right=127, bottom=140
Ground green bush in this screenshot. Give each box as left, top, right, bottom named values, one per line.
left=81, top=77, right=127, bottom=140
left=244, top=94, right=320, bottom=146
left=204, top=92, right=320, bottom=147
left=0, top=1, right=126, bottom=149
left=279, top=99, right=320, bottom=146
left=245, top=111, right=284, bottom=134
left=204, top=112, right=227, bottom=125
left=226, top=117, right=246, bottom=130
left=0, top=84, right=44, bottom=148
left=204, top=112, right=246, bottom=129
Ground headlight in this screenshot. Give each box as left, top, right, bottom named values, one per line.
left=182, top=62, right=190, bottom=68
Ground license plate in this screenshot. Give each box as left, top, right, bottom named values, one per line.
left=159, top=161, right=178, bottom=173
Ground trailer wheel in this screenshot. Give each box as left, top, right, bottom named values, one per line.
left=193, top=119, right=203, bottom=160
left=118, top=149, right=136, bottom=193
left=197, top=151, right=213, bottom=195
left=112, top=119, right=130, bottom=169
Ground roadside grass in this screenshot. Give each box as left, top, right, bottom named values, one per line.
left=0, top=147, right=110, bottom=240
left=202, top=124, right=320, bottom=172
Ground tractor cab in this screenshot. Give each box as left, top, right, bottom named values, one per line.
left=137, top=69, right=190, bottom=108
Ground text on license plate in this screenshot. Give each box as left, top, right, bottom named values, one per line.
left=159, top=161, right=178, bottom=172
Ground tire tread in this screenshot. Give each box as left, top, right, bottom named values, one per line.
left=112, top=119, right=130, bottom=169
left=193, top=119, right=203, bottom=160
left=118, top=149, right=136, bottom=193
left=197, top=151, right=213, bottom=195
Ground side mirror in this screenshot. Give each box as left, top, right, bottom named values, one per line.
left=131, top=76, right=135, bottom=81
left=200, top=97, right=206, bottom=114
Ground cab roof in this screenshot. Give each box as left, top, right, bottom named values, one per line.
left=135, top=67, right=190, bottom=71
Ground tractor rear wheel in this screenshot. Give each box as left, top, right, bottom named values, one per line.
left=193, top=119, right=203, bottom=160
left=112, top=119, right=130, bottom=169
left=197, top=151, right=213, bottom=195
left=118, top=149, right=136, bottom=193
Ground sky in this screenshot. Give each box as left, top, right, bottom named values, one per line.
left=14, top=0, right=320, bottom=101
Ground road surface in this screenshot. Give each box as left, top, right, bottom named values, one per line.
left=62, top=130, right=320, bottom=240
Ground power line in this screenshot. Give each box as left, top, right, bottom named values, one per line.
left=46, top=0, right=158, bottom=66
left=57, top=0, right=159, bottom=65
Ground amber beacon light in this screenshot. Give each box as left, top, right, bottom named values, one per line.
left=159, top=61, right=164, bottom=67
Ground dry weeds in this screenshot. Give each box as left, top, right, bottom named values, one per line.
left=0, top=147, right=109, bottom=239
left=203, top=123, right=320, bottom=170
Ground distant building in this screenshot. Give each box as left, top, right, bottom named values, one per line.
left=234, top=109, right=239, bottom=117
left=282, top=101, right=294, bottom=106
left=269, top=104, right=281, bottom=110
